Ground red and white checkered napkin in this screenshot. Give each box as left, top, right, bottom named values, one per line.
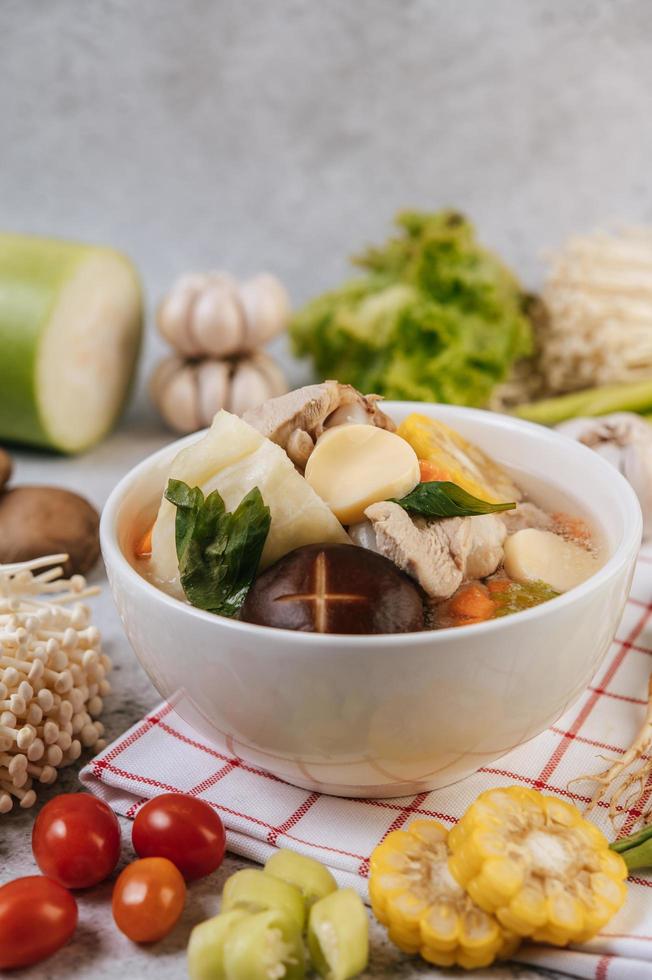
left=82, top=545, right=652, bottom=980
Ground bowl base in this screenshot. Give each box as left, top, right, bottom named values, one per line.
left=263, top=770, right=471, bottom=799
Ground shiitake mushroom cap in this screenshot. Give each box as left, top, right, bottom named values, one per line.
left=241, top=543, right=425, bottom=634
left=0, top=486, right=100, bottom=576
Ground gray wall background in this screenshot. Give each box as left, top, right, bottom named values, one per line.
left=2, top=0, right=652, bottom=415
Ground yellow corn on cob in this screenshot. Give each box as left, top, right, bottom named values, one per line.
left=397, top=413, right=522, bottom=504
left=369, top=818, right=519, bottom=970
left=448, top=787, right=628, bottom=947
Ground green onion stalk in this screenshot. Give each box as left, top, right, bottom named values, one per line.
left=514, top=380, right=652, bottom=427
left=611, top=824, right=652, bottom=871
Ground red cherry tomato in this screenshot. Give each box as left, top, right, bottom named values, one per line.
left=0, top=876, right=78, bottom=969
left=132, top=793, right=225, bottom=880
left=32, top=793, right=121, bottom=889
left=112, top=857, right=186, bottom=943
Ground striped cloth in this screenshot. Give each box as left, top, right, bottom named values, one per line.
left=81, top=543, right=652, bottom=980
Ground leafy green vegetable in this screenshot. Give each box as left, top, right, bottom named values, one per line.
left=393, top=481, right=516, bottom=518
left=290, top=210, right=533, bottom=406
left=492, top=580, right=559, bottom=617
left=164, top=479, right=271, bottom=617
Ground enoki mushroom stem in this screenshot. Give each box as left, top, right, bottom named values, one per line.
left=0, top=554, right=110, bottom=812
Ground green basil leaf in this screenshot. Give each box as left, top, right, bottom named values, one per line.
left=164, top=479, right=271, bottom=617
left=392, top=481, right=516, bottom=518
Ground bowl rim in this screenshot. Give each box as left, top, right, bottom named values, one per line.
left=101, top=402, right=643, bottom=647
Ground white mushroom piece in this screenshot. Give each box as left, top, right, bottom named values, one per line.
left=157, top=271, right=291, bottom=358
left=149, top=351, right=287, bottom=434
left=242, top=380, right=396, bottom=470
left=353, top=502, right=507, bottom=600
left=557, top=413, right=652, bottom=537
left=0, top=554, right=110, bottom=813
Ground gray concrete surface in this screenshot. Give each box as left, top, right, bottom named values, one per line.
left=3, top=0, right=652, bottom=404
left=1, top=1, right=649, bottom=975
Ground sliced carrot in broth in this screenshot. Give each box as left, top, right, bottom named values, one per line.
left=418, top=459, right=451, bottom=483
left=448, top=583, right=495, bottom=622
left=134, top=524, right=154, bottom=558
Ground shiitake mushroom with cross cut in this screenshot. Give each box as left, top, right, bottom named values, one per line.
left=241, top=543, right=425, bottom=634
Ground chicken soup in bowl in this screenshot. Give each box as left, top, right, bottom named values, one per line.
left=101, top=386, right=641, bottom=796
left=134, top=382, right=606, bottom=635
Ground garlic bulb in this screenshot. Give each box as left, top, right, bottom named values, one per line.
left=156, top=271, right=290, bottom=358
left=150, top=351, right=287, bottom=434
left=557, top=413, right=652, bottom=536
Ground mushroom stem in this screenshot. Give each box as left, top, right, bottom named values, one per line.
left=0, top=558, right=110, bottom=813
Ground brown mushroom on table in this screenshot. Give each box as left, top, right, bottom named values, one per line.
left=0, top=448, right=11, bottom=492
left=0, top=487, right=100, bottom=576
left=241, top=543, right=425, bottom=634
left=242, top=380, right=396, bottom=470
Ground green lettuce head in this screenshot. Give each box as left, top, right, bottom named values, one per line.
left=290, top=210, right=533, bottom=406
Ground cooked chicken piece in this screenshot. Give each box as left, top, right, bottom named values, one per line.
left=464, top=513, right=508, bottom=578
left=363, top=502, right=506, bottom=600
left=363, top=503, right=463, bottom=599
left=500, top=501, right=552, bottom=535
left=242, top=380, right=395, bottom=469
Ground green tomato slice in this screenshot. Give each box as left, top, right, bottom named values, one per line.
left=221, top=869, right=306, bottom=931
left=223, top=908, right=305, bottom=980
left=308, top=889, right=369, bottom=980
left=187, top=910, right=248, bottom=980
left=265, top=850, right=337, bottom=908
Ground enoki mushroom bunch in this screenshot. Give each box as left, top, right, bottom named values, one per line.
left=151, top=271, right=289, bottom=433
left=541, top=228, right=652, bottom=394
left=0, top=554, right=110, bottom=813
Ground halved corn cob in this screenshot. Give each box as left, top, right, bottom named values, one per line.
left=397, top=414, right=522, bottom=503
left=370, top=818, right=519, bottom=970
left=448, top=787, right=628, bottom=946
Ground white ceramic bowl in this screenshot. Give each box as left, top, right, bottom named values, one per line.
left=101, top=403, right=642, bottom=798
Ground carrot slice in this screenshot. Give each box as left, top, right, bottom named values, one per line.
left=418, top=459, right=451, bottom=483
left=134, top=524, right=154, bottom=558
left=448, top=584, right=495, bottom=622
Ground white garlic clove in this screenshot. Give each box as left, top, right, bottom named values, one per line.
left=593, top=442, right=627, bottom=471
left=149, top=355, right=185, bottom=407
left=557, top=413, right=652, bottom=538
left=156, top=274, right=208, bottom=357
left=229, top=360, right=278, bottom=416
left=239, top=273, right=291, bottom=347
left=196, top=360, right=231, bottom=428
left=623, top=440, right=652, bottom=538
left=348, top=520, right=380, bottom=553
left=191, top=278, right=247, bottom=357
left=247, top=350, right=288, bottom=398
left=156, top=363, right=201, bottom=434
